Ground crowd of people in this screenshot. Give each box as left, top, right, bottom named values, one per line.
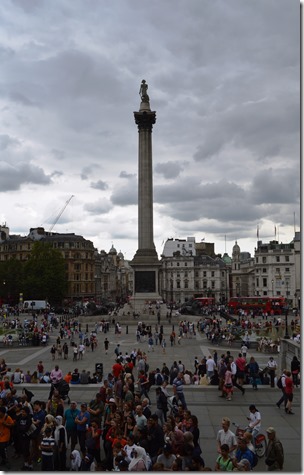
left=0, top=338, right=289, bottom=472
left=0, top=305, right=297, bottom=471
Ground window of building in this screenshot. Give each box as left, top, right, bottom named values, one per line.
left=211, top=271, right=215, bottom=277
left=211, top=281, right=215, bottom=289
left=189, top=244, right=192, bottom=247
left=203, top=280, right=207, bottom=289
left=285, top=268, right=290, bottom=273
left=184, top=272, right=188, bottom=278
left=263, top=278, right=267, bottom=287
left=203, top=271, right=207, bottom=277
left=177, top=281, right=180, bottom=289
left=185, top=262, right=188, bottom=266
left=256, top=278, right=259, bottom=287
left=177, top=244, right=180, bottom=248
left=195, top=271, right=199, bottom=277
left=276, top=256, right=280, bottom=262
left=276, top=268, right=280, bottom=274
left=256, top=257, right=258, bottom=263
left=195, top=281, right=199, bottom=289
left=262, top=268, right=266, bottom=273
left=285, top=255, right=290, bottom=262
left=263, top=291, right=268, bottom=296
left=177, top=262, right=180, bottom=267
left=276, top=291, right=281, bottom=296
left=262, top=257, right=266, bottom=263
left=184, top=281, right=188, bottom=289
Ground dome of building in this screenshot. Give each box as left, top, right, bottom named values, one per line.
left=232, top=241, right=240, bottom=254
left=109, top=244, right=117, bottom=255
left=222, top=252, right=232, bottom=265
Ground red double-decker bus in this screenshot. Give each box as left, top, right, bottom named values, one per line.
left=228, top=296, right=286, bottom=315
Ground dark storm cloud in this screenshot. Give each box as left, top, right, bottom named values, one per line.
left=111, top=180, right=137, bottom=206
left=0, top=162, right=52, bottom=191
left=90, top=180, right=108, bottom=191
left=250, top=168, right=299, bottom=204
left=0, top=0, right=299, bottom=257
left=154, top=161, right=187, bottom=179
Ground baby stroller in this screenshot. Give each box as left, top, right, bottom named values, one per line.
left=167, top=395, right=179, bottom=416
left=49, top=379, right=71, bottom=403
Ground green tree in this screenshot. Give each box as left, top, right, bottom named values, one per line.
left=0, top=259, right=25, bottom=305
left=23, top=242, right=67, bottom=305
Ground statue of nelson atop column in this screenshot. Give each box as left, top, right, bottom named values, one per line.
left=139, top=79, right=150, bottom=103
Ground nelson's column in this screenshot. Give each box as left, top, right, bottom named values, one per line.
left=130, top=80, right=162, bottom=307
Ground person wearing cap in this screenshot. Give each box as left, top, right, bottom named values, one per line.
left=232, top=437, right=254, bottom=470
left=75, top=403, right=90, bottom=457
left=156, top=443, right=176, bottom=469
left=265, top=427, right=284, bottom=471
left=267, top=356, right=277, bottom=388
left=64, top=401, right=80, bottom=451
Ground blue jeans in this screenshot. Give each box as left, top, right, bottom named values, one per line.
left=176, top=392, right=187, bottom=409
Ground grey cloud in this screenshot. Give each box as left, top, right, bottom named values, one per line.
left=9, top=91, right=38, bottom=107
left=111, top=182, right=137, bottom=206
left=250, top=168, right=300, bottom=205
left=84, top=199, right=112, bottom=215
left=51, top=149, right=66, bottom=161
left=154, top=161, right=187, bottom=179
left=120, top=171, right=136, bottom=179
left=0, top=134, right=20, bottom=150
left=0, top=162, right=52, bottom=191
left=81, top=164, right=101, bottom=180
left=90, top=180, right=108, bottom=191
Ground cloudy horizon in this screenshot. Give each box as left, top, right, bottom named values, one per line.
left=0, top=0, right=300, bottom=260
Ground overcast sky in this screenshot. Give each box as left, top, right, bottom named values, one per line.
left=0, top=0, right=300, bottom=260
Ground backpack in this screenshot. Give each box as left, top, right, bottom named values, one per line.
left=156, top=373, right=163, bottom=386
left=277, top=376, right=283, bottom=389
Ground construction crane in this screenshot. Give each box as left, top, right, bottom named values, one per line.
left=49, top=195, right=74, bottom=232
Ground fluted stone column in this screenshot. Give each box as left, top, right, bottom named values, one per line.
left=130, top=82, right=161, bottom=303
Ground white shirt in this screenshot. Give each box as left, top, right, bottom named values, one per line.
left=206, top=359, right=216, bottom=371
left=248, top=411, right=261, bottom=430
left=267, top=359, right=277, bottom=370
left=216, top=429, right=237, bottom=455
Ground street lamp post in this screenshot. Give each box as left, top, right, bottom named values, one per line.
left=284, top=305, right=289, bottom=339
